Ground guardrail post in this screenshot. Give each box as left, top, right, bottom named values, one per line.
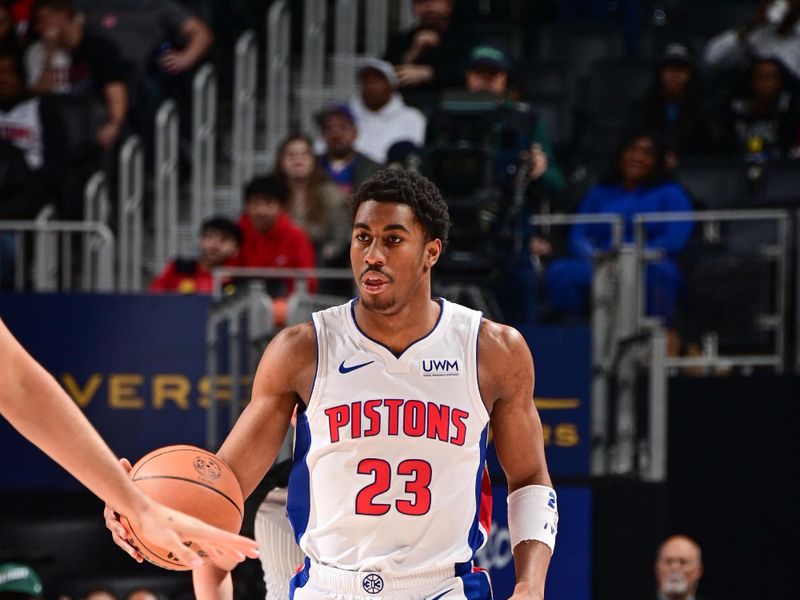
left=192, top=64, right=217, bottom=237
left=231, top=31, right=257, bottom=213
left=365, top=0, right=389, bottom=57
left=333, top=0, right=358, bottom=96
left=118, top=135, right=144, bottom=291
left=300, top=0, right=328, bottom=135
left=264, top=0, right=290, bottom=168
left=155, top=100, right=180, bottom=273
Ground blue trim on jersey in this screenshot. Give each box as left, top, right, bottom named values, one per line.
left=458, top=567, right=493, bottom=600
left=467, top=426, right=489, bottom=554
left=349, top=298, right=446, bottom=358
left=289, top=556, right=311, bottom=598
left=287, top=412, right=312, bottom=544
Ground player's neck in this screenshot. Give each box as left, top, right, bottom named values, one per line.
left=354, top=294, right=441, bottom=355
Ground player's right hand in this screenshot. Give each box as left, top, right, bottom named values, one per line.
left=104, top=458, right=145, bottom=563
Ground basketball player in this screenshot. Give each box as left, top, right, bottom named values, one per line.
left=108, top=169, right=557, bottom=599
left=0, top=318, right=259, bottom=570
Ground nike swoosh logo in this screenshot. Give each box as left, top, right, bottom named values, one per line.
left=338, top=360, right=375, bottom=374
left=428, top=588, right=453, bottom=600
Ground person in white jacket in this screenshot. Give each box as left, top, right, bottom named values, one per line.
left=349, top=58, right=427, bottom=164
left=704, top=0, right=800, bottom=81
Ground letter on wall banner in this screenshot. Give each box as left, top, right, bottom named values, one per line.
left=0, top=294, right=212, bottom=490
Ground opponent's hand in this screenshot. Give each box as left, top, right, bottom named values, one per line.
left=104, top=458, right=144, bottom=563
left=104, top=459, right=259, bottom=570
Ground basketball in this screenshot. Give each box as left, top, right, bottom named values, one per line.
left=121, top=445, right=244, bottom=570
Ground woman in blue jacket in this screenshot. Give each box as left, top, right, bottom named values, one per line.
left=546, top=130, right=694, bottom=323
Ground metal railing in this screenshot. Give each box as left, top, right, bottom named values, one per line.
left=192, top=64, right=217, bottom=239
left=333, top=0, right=358, bottom=96
left=263, top=0, right=291, bottom=169
left=300, top=0, right=328, bottom=135
left=205, top=268, right=354, bottom=450
left=365, top=0, right=390, bottom=57
left=118, top=135, right=145, bottom=292
left=230, top=30, right=258, bottom=212
left=634, top=210, right=789, bottom=372
left=154, top=100, right=180, bottom=273
left=0, top=219, right=115, bottom=292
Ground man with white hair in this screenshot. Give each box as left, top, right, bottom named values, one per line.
left=349, top=58, right=427, bottom=164
left=655, top=535, right=707, bottom=600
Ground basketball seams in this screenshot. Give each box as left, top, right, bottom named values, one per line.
left=131, top=474, right=244, bottom=519
left=130, top=445, right=200, bottom=478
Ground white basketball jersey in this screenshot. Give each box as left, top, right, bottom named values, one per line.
left=287, top=299, right=491, bottom=572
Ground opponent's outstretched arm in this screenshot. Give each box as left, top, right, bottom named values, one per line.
left=479, top=321, right=554, bottom=600
left=0, top=319, right=259, bottom=570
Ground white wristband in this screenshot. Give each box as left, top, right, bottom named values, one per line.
left=507, top=485, right=558, bottom=554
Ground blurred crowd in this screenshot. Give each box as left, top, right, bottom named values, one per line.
left=2, top=0, right=799, bottom=348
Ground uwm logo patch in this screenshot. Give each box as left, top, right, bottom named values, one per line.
left=420, top=358, right=461, bottom=378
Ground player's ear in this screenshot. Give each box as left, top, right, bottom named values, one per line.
left=425, top=238, right=442, bottom=269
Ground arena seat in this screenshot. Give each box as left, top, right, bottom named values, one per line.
left=752, top=161, right=800, bottom=208
left=676, top=158, right=751, bottom=209
left=517, top=60, right=577, bottom=103
left=535, top=23, right=625, bottom=76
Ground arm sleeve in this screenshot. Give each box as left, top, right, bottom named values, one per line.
left=646, top=184, right=694, bottom=254
left=149, top=261, right=176, bottom=291
left=703, top=29, right=748, bottom=70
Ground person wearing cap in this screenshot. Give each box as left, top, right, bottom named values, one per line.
left=635, top=42, right=710, bottom=167
left=383, top=0, right=473, bottom=91
left=315, top=103, right=380, bottom=198
left=463, top=44, right=565, bottom=202
left=0, top=562, right=42, bottom=599
left=348, top=58, right=427, bottom=164
left=460, top=44, right=566, bottom=328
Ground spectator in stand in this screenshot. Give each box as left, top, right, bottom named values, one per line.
left=705, top=0, right=800, bottom=81
left=546, top=131, right=693, bottom=324
left=125, top=587, right=164, bottom=600
left=76, top=0, right=213, bottom=154
left=0, top=47, right=82, bottom=216
left=713, top=56, right=800, bottom=163
left=5, top=0, right=33, bottom=40
left=452, top=44, right=566, bottom=327
left=25, top=0, right=127, bottom=151
left=150, top=216, right=241, bottom=294
left=635, top=43, right=710, bottom=169
left=654, top=535, right=707, bottom=600
left=348, top=58, right=427, bottom=164
left=0, top=562, right=43, bottom=599
left=315, top=103, right=381, bottom=198
left=383, top=0, right=472, bottom=92
left=237, top=174, right=317, bottom=295
left=81, top=586, right=119, bottom=600
left=273, top=133, right=349, bottom=266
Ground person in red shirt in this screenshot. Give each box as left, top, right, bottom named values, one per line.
left=149, top=216, right=241, bottom=294
left=237, top=174, right=317, bottom=294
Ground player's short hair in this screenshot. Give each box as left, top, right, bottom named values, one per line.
left=201, top=217, right=242, bottom=246
left=243, top=174, right=288, bottom=205
left=353, top=168, right=451, bottom=250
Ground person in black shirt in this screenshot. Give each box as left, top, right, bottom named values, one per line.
left=25, top=0, right=127, bottom=151
left=383, top=0, right=473, bottom=93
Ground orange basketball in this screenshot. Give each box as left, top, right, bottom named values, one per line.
left=121, top=444, right=244, bottom=570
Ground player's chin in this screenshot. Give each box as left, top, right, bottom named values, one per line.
left=360, top=293, right=397, bottom=312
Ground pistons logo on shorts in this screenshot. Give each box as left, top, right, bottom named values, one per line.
left=362, top=573, right=384, bottom=595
